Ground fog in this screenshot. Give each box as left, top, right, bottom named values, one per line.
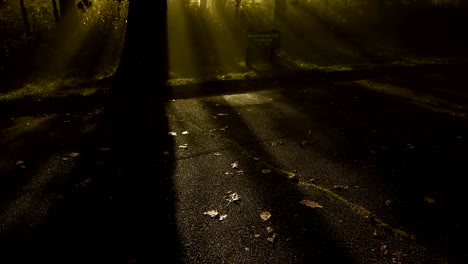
left=1, top=0, right=467, bottom=88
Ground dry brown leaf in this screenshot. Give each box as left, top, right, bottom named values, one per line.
left=424, top=197, right=436, bottom=204
left=179, top=144, right=188, bottom=149
left=300, top=199, right=323, bottom=209
left=99, top=147, right=111, bottom=151
left=68, top=152, right=80, bottom=158
left=261, top=169, right=271, bottom=174
left=266, top=226, right=274, bottom=233
left=231, top=161, right=239, bottom=169
left=219, top=214, right=227, bottom=221
left=203, top=210, right=219, bottom=218
left=380, top=244, right=388, bottom=255
left=225, top=192, right=241, bottom=204
left=260, top=211, right=271, bottom=221
left=267, top=233, right=277, bottom=243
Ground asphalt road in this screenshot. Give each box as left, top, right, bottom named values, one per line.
left=1, top=61, right=468, bottom=264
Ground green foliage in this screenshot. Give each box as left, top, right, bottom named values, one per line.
left=0, top=0, right=128, bottom=91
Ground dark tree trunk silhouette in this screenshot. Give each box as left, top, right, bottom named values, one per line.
left=109, top=2, right=174, bottom=261
left=51, top=0, right=60, bottom=22
left=235, top=0, right=241, bottom=16
left=58, top=0, right=76, bottom=20
left=114, top=0, right=169, bottom=95
left=19, top=0, right=30, bottom=33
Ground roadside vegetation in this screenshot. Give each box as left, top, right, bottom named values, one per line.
left=1, top=0, right=467, bottom=102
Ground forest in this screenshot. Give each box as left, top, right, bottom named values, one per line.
left=1, top=0, right=467, bottom=96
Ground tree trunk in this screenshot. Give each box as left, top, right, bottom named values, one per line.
left=114, top=0, right=169, bottom=95
left=58, top=0, right=77, bottom=23
left=235, top=0, right=241, bottom=16
left=19, top=0, right=30, bottom=33
left=51, top=0, right=60, bottom=22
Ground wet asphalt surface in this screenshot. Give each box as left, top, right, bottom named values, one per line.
left=1, top=61, right=468, bottom=264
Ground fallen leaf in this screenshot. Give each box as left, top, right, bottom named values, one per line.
left=424, top=197, right=435, bottom=204
left=168, top=132, right=177, bottom=136
left=231, top=161, right=239, bottom=169
left=267, top=233, right=277, bottom=244
left=254, top=234, right=261, bottom=238
left=214, top=152, right=222, bottom=156
left=225, top=191, right=241, bottom=206
left=68, top=152, right=80, bottom=158
left=79, top=178, right=92, bottom=187
left=380, top=244, right=388, bottom=255
left=99, top=147, right=111, bottom=151
left=182, top=131, right=189, bottom=135
left=179, top=144, right=188, bottom=149
left=219, top=214, right=227, bottom=221
left=300, top=200, right=323, bottom=209
left=62, top=157, right=70, bottom=161
left=261, top=169, right=271, bottom=174
left=253, top=157, right=261, bottom=161
left=260, top=211, right=271, bottom=221
left=16, top=160, right=24, bottom=165
left=203, top=210, right=219, bottom=218
left=266, top=226, right=274, bottom=233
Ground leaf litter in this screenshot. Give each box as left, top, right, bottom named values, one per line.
left=260, top=211, right=272, bottom=221
left=203, top=210, right=219, bottom=218
left=203, top=191, right=242, bottom=221
left=424, top=196, right=436, bottom=204
left=231, top=161, right=239, bottom=169
left=225, top=191, right=241, bottom=207
left=179, top=144, right=188, bottom=149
